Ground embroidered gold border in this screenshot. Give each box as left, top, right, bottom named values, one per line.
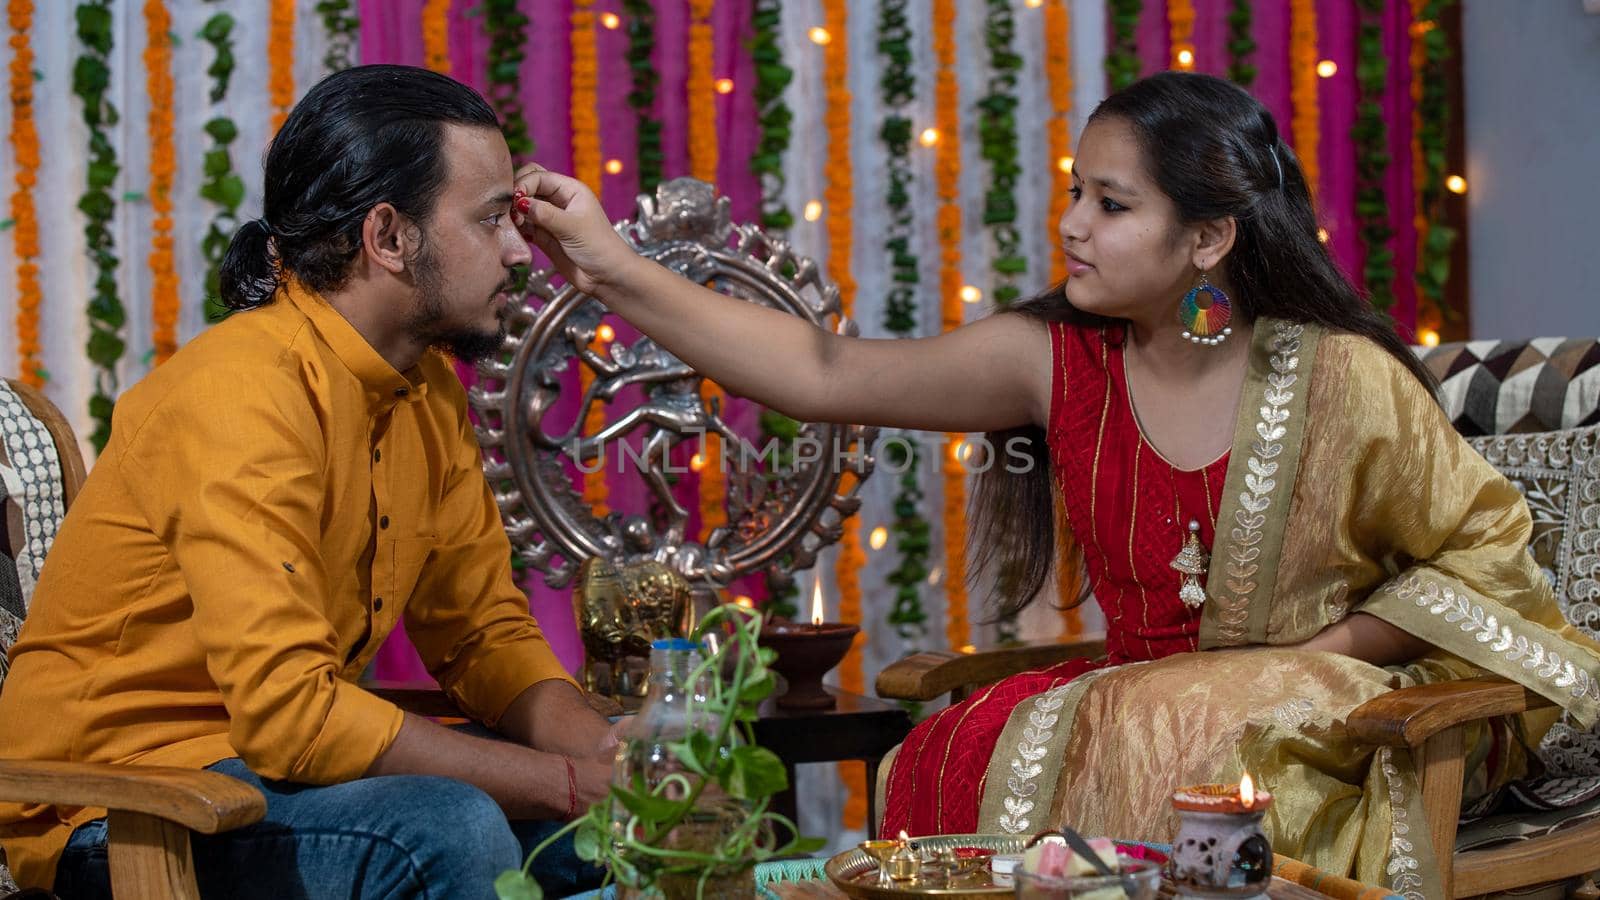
left=1200, top=320, right=1322, bottom=648
left=1366, top=570, right=1600, bottom=726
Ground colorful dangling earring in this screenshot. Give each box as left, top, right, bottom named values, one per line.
left=1169, top=520, right=1210, bottom=609
left=1178, top=273, right=1233, bottom=346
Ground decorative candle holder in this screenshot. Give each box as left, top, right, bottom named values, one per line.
left=757, top=621, right=860, bottom=709
left=858, top=839, right=898, bottom=887
left=1169, top=779, right=1274, bottom=899
left=885, top=839, right=921, bottom=883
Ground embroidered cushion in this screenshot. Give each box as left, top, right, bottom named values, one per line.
left=1465, top=424, right=1600, bottom=780
left=1418, top=338, right=1600, bottom=437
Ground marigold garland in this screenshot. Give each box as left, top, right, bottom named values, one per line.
left=268, top=0, right=295, bottom=133
left=422, top=0, right=450, bottom=74
left=1227, top=0, right=1257, bottom=87
left=877, top=0, right=930, bottom=642
left=75, top=0, right=123, bottom=449
left=9, top=0, right=41, bottom=387
left=1042, top=0, right=1083, bottom=636
left=145, top=0, right=180, bottom=365
left=932, top=0, right=969, bottom=657
left=686, top=0, right=726, bottom=542
left=817, top=0, right=867, bottom=831
left=1168, top=0, right=1196, bottom=70
left=1289, top=0, right=1319, bottom=201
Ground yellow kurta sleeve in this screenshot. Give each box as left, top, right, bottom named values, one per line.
left=1338, top=341, right=1600, bottom=725
left=400, top=378, right=575, bottom=727
left=118, top=363, right=404, bottom=783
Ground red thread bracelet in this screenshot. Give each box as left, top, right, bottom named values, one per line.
left=563, top=754, right=577, bottom=819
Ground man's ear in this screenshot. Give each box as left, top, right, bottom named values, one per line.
left=1191, top=215, right=1238, bottom=272
left=361, top=203, right=418, bottom=276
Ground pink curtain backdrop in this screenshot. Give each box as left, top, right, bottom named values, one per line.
left=361, top=0, right=763, bottom=682
left=1124, top=1, right=1419, bottom=333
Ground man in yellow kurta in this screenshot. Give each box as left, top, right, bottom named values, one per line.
left=0, top=65, right=613, bottom=898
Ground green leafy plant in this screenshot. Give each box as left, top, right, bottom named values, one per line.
left=315, top=0, right=359, bottom=73
left=623, top=0, right=664, bottom=194
left=495, top=604, right=822, bottom=900
left=1105, top=0, right=1143, bottom=92
left=199, top=3, right=242, bottom=324
left=1353, top=0, right=1394, bottom=312
left=1412, top=0, right=1458, bottom=327
left=1226, top=0, right=1256, bottom=87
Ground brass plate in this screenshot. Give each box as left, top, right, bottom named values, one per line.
left=824, top=834, right=1030, bottom=899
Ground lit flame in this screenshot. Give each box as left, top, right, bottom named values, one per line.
left=1240, top=772, right=1256, bottom=807
left=811, top=576, right=825, bottom=626
left=898, top=830, right=911, bottom=845
left=734, top=595, right=754, bottom=609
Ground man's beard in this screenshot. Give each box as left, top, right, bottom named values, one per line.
left=404, top=246, right=510, bottom=365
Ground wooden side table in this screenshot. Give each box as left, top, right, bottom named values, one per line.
left=751, top=687, right=913, bottom=840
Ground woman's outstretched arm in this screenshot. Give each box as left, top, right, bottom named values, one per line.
left=516, top=165, right=1051, bottom=435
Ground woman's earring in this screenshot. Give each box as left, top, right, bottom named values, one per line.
left=1178, top=273, right=1233, bottom=346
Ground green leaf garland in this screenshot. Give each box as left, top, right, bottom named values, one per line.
left=315, top=0, right=360, bottom=73
left=1413, top=0, right=1458, bottom=325
left=1353, top=0, right=1394, bottom=311
left=200, top=2, right=241, bottom=325
left=1227, top=0, right=1256, bottom=87
left=979, top=0, right=1024, bottom=308
left=1106, top=0, right=1142, bottom=92
left=623, top=0, right=663, bottom=194
left=75, top=0, right=123, bottom=453
left=483, top=0, right=533, bottom=161
left=750, top=0, right=792, bottom=231
left=877, top=0, right=929, bottom=639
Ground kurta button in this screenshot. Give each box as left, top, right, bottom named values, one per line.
left=373, top=597, right=384, bottom=611
left=394, top=387, right=409, bottom=397
left=373, top=448, right=381, bottom=462
left=379, top=515, right=390, bottom=529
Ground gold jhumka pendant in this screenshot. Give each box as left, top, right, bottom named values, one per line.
left=1170, top=519, right=1210, bottom=609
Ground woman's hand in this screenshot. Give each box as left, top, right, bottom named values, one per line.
left=1290, top=612, right=1433, bottom=666
left=512, top=162, right=638, bottom=295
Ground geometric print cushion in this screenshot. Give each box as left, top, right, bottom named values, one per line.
left=1466, top=424, right=1600, bottom=780
left=1418, top=338, right=1600, bottom=437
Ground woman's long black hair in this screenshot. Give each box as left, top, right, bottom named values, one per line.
left=971, top=71, right=1439, bottom=621
left=218, top=64, right=500, bottom=310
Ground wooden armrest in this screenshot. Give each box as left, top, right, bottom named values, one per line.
left=1346, top=676, right=1555, bottom=747
left=368, top=681, right=625, bottom=720
left=0, top=760, right=264, bottom=834
left=875, top=636, right=1107, bottom=702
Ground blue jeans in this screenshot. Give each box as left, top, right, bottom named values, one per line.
left=53, top=757, right=604, bottom=900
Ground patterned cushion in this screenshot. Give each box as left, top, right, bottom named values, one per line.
left=1418, top=338, right=1600, bottom=437
left=0, top=380, right=68, bottom=696
left=1464, top=425, right=1600, bottom=786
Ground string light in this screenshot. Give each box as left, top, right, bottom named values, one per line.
left=714, top=78, right=734, bottom=95
left=734, top=595, right=755, bottom=609
left=918, top=127, right=940, bottom=147
left=600, top=12, right=620, bottom=29
left=959, top=284, right=982, bottom=304
left=1317, top=227, right=1330, bottom=243
left=1316, top=59, right=1338, bottom=78
left=597, top=323, right=615, bottom=342
left=808, top=26, right=831, bottom=45
left=1056, top=155, right=1074, bottom=174
left=1176, top=47, right=1195, bottom=69
left=1419, top=328, right=1441, bottom=347
left=1445, top=174, right=1468, bottom=194
left=1024, top=0, right=1043, bottom=6
left=604, top=159, right=623, bottom=175
left=959, top=643, right=977, bottom=654
left=927, top=566, right=943, bottom=586
left=869, top=527, right=888, bottom=550
left=803, top=199, right=823, bottom=221
left=690, top=453, right=706, bottom=472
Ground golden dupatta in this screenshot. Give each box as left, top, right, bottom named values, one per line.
left=973, top=320, right=1600, bottom=899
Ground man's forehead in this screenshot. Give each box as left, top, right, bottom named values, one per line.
left=440, top=124, right=514, bottom=199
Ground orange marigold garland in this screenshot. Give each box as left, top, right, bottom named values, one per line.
left=1042, top=0, right=1083, bottom=635
left=1168, top=0, right=1196, bottom=70
left=267, top=0, right=295, bottom=133
left=9, top=0, right=42, bottom=386
left=422, top=0, right=451, bottom=74
left=145, top=0, right=180, bottom=364
left=932, top=0, right=968, bottom=655
left=817, top=0, right=868, bottom=832
left=1289, top=0, right=1319, bottom=201
left=687, top=0, right=726, bottom=542
left=569, top=0, right=609, bottom=515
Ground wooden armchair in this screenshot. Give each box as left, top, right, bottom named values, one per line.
left=876, top=336, right=1600, bottom=899
left=0, top=380, right=618, bottom=899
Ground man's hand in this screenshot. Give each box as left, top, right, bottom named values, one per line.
left=511, top=162, right=638, bottom=296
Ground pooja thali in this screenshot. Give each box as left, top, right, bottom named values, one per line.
left=823, top=834, right=1165, bottom=899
